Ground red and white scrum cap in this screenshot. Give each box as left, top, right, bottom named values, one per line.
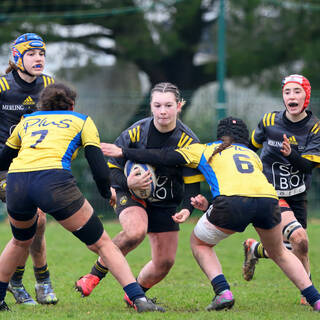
left=281, top=74, right=311, bottom=109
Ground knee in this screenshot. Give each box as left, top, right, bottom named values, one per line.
left=124, top=228, right=146, bottom=247
left=12, top=237, right=34, bottom=249
left=156, top=257, right=175, bottom=274
left=290, top=231, right=309, bottom=255
left=36, top=210, right=47, bottom=234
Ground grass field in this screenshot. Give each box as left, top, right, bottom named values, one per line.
left=0, top=218, right=319, bottom=319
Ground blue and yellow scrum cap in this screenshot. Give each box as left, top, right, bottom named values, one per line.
left=12, top=33, right=46, bottom=71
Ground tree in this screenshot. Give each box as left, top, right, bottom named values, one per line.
left=1, top=0, right=320, bottom=121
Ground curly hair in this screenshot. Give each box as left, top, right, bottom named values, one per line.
left=208, top=117, right=249, bottom=163
left=37, top=83, right=76, bottom=111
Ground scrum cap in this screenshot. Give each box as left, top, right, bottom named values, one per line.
left=12, top=33, right=46, bottom=72
left=217, top=116, right=249, bottom=146
left=281, top=74, right=311, bottom=110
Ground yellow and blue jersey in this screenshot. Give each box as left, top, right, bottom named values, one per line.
left=176, top=141, right=278, bottom=199
left=6, top=110, right=100, bottom=172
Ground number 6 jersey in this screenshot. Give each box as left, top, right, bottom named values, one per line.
left=250, top=110, right=320, bottom=197
left=122, top=141, right=278, bottom=200
left=176, top=142, right=278, bottom=199
left=5, top=110, right=101, bottom=172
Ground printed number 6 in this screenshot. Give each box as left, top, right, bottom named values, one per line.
left=30, top=130, right=48, bottom=148
left=233, top=154, right=254, bottom=173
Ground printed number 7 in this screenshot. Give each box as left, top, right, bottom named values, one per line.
left=30, top=130, right=48, bottom=148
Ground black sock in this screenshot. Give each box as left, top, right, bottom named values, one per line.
left=0, top=282, right=8, bottom=301
left=91, top=260, right=109, bottom=280
left=254, top=242, right=268, bottom=259
left=211, top=274, right=230, bottom=295
left=34, top=264, right=50, bottom=283
left=139, top=284, right=150, bottom=293
left=123, top=282, right=145, bottom=302
left=301, top=285, right=320, bottom=306
left=11, top=266, right=25, bottom=284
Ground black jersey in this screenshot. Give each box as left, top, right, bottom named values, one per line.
left=0, top=70, right=54, bottom=145
left=108, top=117, right=204, bottom=208
left=251, top=110, right=320, bottom=197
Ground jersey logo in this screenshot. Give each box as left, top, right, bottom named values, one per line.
left=177, top=132, right=193, bottom=148
left=262, top=112, right=276, bottom=127
left=0, top=77, right=10, bottom=92
left=311, top=122, right=320, bottom=135
left=128, top=125, right=140, bottom=143
left=42, top=76, right=54, bottom=88
left=288, top=136, right=298, bottom=145
left=23, top=96, right=35, bottom=105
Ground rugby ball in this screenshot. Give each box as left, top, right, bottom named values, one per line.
left=124, top=160, right=156, bottom=199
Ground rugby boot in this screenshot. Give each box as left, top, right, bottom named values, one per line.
left=134, top=297, right=165, bottom=313
left=313, top=299, right=320, bottom=311
left=206, top=289, right=235, bottom=311
left=0, top=300, right=10, bottom=311
left=242, top=238, right=259, bottom=281
left=8, top=281, right=36, bottom=305
left=75, top=274, right=100, bottom=297
left=35, top=281, right=58, bottom=304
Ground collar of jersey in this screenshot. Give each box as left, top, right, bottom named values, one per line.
left=207, top=140, right=250, bottom=149
left=24, top=110, right=76, bottom=117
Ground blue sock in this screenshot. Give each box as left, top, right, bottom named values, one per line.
left=301, top=285, right=320, bottom=305
left=0, top=281, right=8, bottom=301
left=211, top=274, right=230, bottom=295
left=123, top=282, right=145, bottom=302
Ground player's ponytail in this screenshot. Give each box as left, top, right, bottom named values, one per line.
left=5, top=61, right=17, bottom=74
left=208, top=136, right=233, bottom=163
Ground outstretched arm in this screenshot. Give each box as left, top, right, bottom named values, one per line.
left=100, top=142, right=187, bottom=166
left=84, top=145, right=111, bottom=200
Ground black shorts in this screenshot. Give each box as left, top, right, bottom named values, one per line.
left=279, top=193, right=307, bottom=228
left=115, top=190, right=179, bottom=233
left=7, top=170, right=85, bottom=221
left=206, top=196, right=281, bottom=232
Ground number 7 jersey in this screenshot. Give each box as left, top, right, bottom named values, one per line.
left=176, top=142, right=278, bottom=199
left=5, top=110, right=101, bottom=172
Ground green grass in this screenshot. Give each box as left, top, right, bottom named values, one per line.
left=0, top=218, right=319, bottom=319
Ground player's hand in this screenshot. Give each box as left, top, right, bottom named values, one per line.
left=191, top=194, right=209, bottom=211
left=172, top=209, right=190, bottom=223
left=280, top=134, right=291, bottom=157
left=127, top=168, right=152, bottom=190
left=109, top=187, right=116, bottom=208
left=100, top=143, right=123, bottom=157
left=0, top=172, right=7, bottom=203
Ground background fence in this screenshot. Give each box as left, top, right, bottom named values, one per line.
left=1, top=83, right=320, bottom=221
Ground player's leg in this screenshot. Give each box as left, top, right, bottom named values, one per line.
left=0, top=170, right=36, bottom=304
left=191, top=213, right=234, bottom=311
left=131, top=205, right=180, bottom=295
left=255, top=223, right=320, bottom=311
left=75, top=192, right=148, bottom=297
left=242, top=200, right=310, bottom=289
left=58, top=199, right=163, bottom=312
left=137, top=231, right=178, bottom=290
left=242, top=199, right=287, bottom=281
left=0, top=214, right=38, bottom=311
left=30, top=209, right=58, bottom=305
